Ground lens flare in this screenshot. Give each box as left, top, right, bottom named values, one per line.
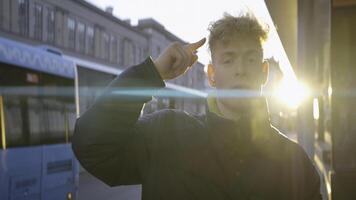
left=274, top=78, right=310, bottom=109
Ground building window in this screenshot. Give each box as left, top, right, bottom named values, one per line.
left=156, top=46, right=161, bottom=58
left=139, top=47, right=144, bottom=61
left=45, top=7, right=55, bottom=43
left=110, top=35, right=117, bottom=63
left=77, top=22, right=85, bottom=53
left=67, top=17, right=76, bottom=49
left=86, top=25, right=94, bottom=56
left=135, top=44, right=140, bottom=64
left=0, top=0, right=9, bottom=30
left=131, top=43, right=136, bottom=65
left=142, top=47, right=148, bottom=60
left=33, top=3, right=43, bottom=40
left=0, top=0, right=3, bottom=28
left=123, top=39, right=135, bottom=66
left=102, top=32, right=109, bottom=60
left=116, top=38, right=121, bottom=64
left=18, top=0, right=29, bottom=36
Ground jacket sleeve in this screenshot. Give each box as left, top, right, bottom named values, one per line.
left=71, top=57, right=165, bottom=186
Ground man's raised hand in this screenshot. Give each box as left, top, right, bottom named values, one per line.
left=154, top=38, right=206, bottom=80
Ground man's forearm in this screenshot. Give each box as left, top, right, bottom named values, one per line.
left=71, top=57, right=165, bottom=186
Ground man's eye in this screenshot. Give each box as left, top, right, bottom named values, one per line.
left=247, top=58, right=257, bottom=64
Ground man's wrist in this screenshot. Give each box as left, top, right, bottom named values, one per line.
left=147, top=56, right=165, bottom=83
left=153, top=58, right=165, bottom=80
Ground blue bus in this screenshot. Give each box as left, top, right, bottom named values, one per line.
left=0, top=37, right=79, bottom=200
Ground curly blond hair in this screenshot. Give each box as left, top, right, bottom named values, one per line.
left=208, top=12, right=269, bottom=53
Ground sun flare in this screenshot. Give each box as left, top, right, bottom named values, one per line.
left=274, top=79, right=310, bottom=109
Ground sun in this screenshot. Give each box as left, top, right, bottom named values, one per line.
left=274, top=78, right=310, bottom=109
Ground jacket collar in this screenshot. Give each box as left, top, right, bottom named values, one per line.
left=206, top=94, right=271, bottom=133
left=205, top=95, right=275, bottom=155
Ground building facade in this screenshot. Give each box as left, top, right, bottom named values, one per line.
left=0, top=0, right=208, bottom=114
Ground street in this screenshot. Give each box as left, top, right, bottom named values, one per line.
left=78, top=172, right=141, bottom=200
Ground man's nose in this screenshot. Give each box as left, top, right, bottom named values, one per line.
left=234, top=59, right=245, bottom=77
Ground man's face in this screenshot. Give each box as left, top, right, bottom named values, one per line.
left=209, top=36, right=267, bottom=112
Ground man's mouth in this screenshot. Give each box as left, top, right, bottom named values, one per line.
left=231, top=85, right=253, bottom=90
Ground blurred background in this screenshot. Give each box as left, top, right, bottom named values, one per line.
left=0, top=0, right=355, bottom=199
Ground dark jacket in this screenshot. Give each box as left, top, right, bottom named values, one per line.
left=72, top=57, right=322, bottom=200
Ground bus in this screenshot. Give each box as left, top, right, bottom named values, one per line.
left=0, top=37, right=79, bottom=200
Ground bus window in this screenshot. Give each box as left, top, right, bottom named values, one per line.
left=77, top=66, right=115, bottom=115
left=27, top=97, right=43, bottom=145
left=43, top=98, right=70, bottom=144
left=3, top=96, right=26, bottom=147
left=34, top=71, right=75, bottom=145
left=0, top=62, right=75, bottom=148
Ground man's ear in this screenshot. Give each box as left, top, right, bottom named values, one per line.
left=207, top=63, right=216, bottom=87
left=262, top=60, right=269, bottom=85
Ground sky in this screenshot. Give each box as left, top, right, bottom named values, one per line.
left=86, top=0, right=296, bottom=80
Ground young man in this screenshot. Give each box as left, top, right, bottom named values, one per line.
left=72, top=13, right=321, bottom=200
